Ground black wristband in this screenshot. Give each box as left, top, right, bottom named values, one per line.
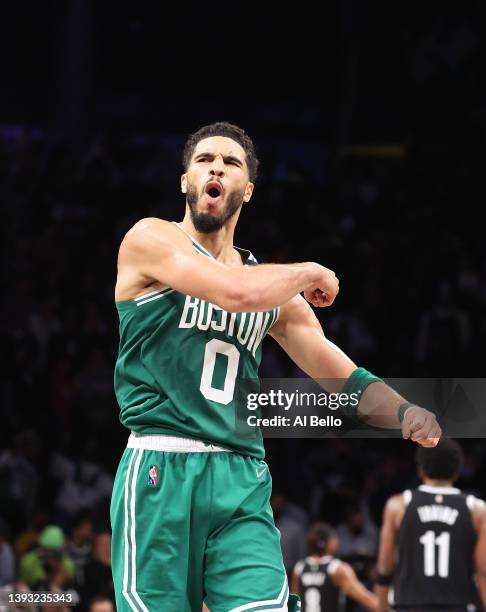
left=398, top=402, right=414, bottom=423
left=376, top=572, right=393, bottom=586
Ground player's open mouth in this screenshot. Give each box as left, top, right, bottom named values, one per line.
left=205, top=181, right=223, bottom=199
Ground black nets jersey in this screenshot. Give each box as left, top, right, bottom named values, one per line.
left=393, top=485, right=480, bottom=609
left=294, top=555, right=344, bottom=612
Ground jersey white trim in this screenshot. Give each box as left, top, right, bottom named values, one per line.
left=418, top=485, right=461, bottom=495
left=134, top=289, right=167, bottom=301
left=122, top=450, right=138, bottom=611
left=173, top=222, right=214, bottom=258
left=135, top=289, right=175, bottom=306
left=127, top=432, right=232, bottom=453
left=268, top=306, right=280, bottom=332
left=293, top=560, right=305, bottom=577
left=327, top=558, right=342, bottom=575
left=173, top=222, right=258, bottom=267
left=467, top=494, right=477, bottom=511
left=227, top=576, right=288, bottom=612
left=129, top=449, right=149, bottom=612
left=403, top=490, right=412, bottom=506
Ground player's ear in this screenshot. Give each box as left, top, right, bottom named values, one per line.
left=181, top=174, right=187, bottom=194
left=243, top=181, right=254, bottom=203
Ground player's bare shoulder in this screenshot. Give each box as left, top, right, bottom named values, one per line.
left=120, top=218, right=191, bottom=257
left=115, top=218, right=192, bottom=302
left=383, top=492, right=407, bottom=530
left=468, top=495, right=486, bottom=531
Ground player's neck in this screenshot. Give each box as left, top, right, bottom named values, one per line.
left=422, top=477, right=455, bottom=488
left=179, top=213, right=240, bottom=264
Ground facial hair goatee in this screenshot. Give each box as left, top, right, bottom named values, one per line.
left=186, top=184, right=244, bottom=233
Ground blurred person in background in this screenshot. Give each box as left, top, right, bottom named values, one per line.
left=0, top=518, right=15, bottom=587
left=336, top=506, right=378, bottom=560
left=87, top=595, right=115, bottom=612
left=65, top=512, right=94, bottom=588
left=271, top=488, right=308, bottom=574
left=376, top=438, right=486, bottom=611
left=0, top=580, right=36, bottom=612
left=0, top=430, right=41, bottom=535
left=14, top=509, right=49, bottom=561
left=50, top=441, right=113, bottom=522
left=80, top=531, right=114, bottom=611
left=18, top=525, right=76, bottom=592
left=291, top=522, right=378, bottom=611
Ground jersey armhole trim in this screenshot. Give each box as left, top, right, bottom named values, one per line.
left=327, top=559, right=342, bottom=575
left=403, top=489, right=412, bottom=506
left=268, top=307, right=281, bottom=331
left=293, top=560, right=305, bottom=577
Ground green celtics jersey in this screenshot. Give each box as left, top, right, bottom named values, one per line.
left=114, top=226, right=279, bottom=459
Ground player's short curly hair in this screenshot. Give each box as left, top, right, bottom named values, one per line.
left=306, top=522, right=335, bottom=556
left=416, top=438, right=464, bottom=480
left=182, top=122, right=259, bottom=182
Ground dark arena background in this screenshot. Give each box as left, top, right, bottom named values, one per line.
left=1, top=2, right=485, bottom=611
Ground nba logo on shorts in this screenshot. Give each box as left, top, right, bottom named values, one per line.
left=148, top=465, right=159, bottom=486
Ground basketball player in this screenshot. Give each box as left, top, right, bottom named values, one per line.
left=291, top=522, right=378, bottom=611
left=375, top=439, right=486, bottom=611
left=110, top=122, right=441, bottom=612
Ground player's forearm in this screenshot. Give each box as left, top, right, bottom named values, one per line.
left=343, top=371, right=440, bottom=444
left=353, top=586, right=379, bottom=610
left=476, top=574, right=486, bottom=607
left=339, top=575, right=379, bottom=610
left=357, top=382, right=408, bottom=428
left=230, top=262, right=322, bottom=312
left=374, top=585, right=391, bottom=611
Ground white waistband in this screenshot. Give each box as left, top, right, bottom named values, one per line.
left=127, top=432, right=233, bottom=453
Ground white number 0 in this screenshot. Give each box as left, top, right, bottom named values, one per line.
left=200, top=339, right=240, bottom=405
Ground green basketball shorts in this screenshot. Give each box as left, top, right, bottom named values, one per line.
left=110, top=433, right=301, bottom=612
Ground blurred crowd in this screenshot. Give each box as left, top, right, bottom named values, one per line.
left=1, top=123, right=485, bottom=609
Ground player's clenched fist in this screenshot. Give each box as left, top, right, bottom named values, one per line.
left=304, top=264, right=339, bottom=307
left=401, top=405, right=441, bottom=447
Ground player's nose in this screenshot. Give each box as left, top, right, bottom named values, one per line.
left=209, top=156, right=225, bottom=177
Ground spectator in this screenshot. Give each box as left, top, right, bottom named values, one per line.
left=0, top=431, right=41, bottom=534
left=65, top=513, right=94, bottom=587
left=87, top=596, right=115, bottom=612
left=18, top=526, right=76, bottom=591
left=50, top=444, right=113, bottom=521
left=0, top=518, right=15, bottom=587
left=271, top=489, right=308, bottom=574
left=80, top=531, right=114, bottom=610
left=336, top=506, right=378, bottom=560
left=14, top=509, right=49, bottom=561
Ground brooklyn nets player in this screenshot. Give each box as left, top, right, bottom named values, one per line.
left=376, top=439, right=486, bottom=611
left=291, top=522, right=377, bottom=611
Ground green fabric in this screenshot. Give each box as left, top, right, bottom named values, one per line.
left=110, top=447, right=291, bottom=611
left=19, top=550, right=75, bottom=587
left=114, top=241, right=278, bottom=460
left=39, top=525, right=64, bottom=549
left=340, top=367, right=383, bottom=421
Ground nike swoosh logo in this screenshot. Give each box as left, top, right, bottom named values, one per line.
left=256, top=467, right=267, bottom=478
